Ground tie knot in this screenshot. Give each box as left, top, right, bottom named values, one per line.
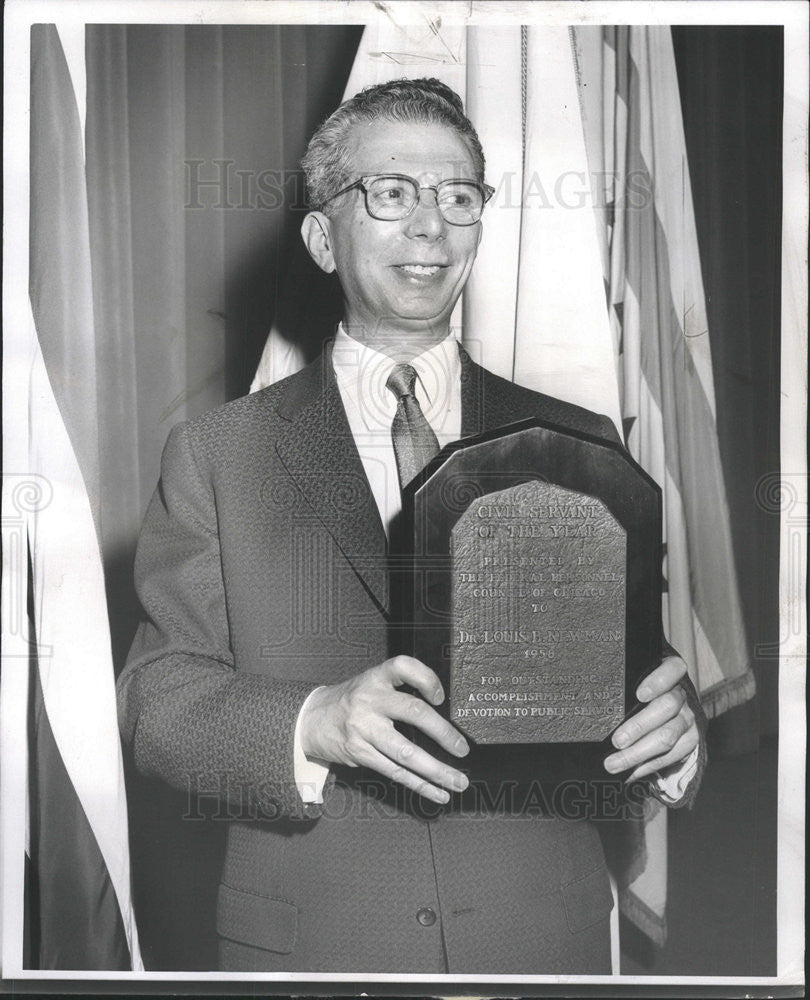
left=386, top=363, right=418, bottom=401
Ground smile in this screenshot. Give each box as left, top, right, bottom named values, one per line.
left=397, top=264, right=443, bottom=276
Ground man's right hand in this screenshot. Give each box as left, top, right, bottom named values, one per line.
left=298, top=656, right=470, bottom=804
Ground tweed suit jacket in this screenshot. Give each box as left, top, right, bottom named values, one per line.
left=118, top=343, right=706, bottom=974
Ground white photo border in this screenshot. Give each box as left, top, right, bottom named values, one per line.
left=2, top=0, right=806, bottom=992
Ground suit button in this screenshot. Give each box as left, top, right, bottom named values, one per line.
left=416, top=907, right=437, bottom=927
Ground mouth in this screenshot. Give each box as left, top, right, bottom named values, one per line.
left=396, top=264, right=445, bottom=277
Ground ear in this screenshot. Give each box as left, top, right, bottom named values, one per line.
left=301, top=212, right=336, bottom=274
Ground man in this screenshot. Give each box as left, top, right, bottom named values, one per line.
left=118, top=78, right=705, bottom=974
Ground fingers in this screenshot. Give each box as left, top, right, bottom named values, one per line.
left=374, top=656, right=470, bottom=757
left=626, top=728, right=698, bottom=783
left=635, top=655, right=687, bottom=702
left=605, top=702, right=698, bottom=776
left=300, top=657, right=472, bottom=804
left=610, top=687, right=686, bottom=751
left=605, top=655, right=697, bottom=779
left=379, top=655, right=445, bottom=706
left=354, top=743, right=460, bottom=805
left=341, top=716, right=468, bottom=803
left=387, top=691, right=470, bottom=758
left=373, top=726, right=469, bottom=796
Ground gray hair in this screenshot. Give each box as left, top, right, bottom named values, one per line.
left=301, top=77, right=486, bottom=212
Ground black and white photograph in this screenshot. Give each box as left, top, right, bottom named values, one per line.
left=1, top=0, right=806, bottom=995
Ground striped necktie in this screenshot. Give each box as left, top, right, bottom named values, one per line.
left=385, top=362, right=441, bottom=489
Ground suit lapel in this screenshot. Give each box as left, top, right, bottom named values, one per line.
left=460, top=344, right=550, bottom=434
left=460, top=344, right=508, bottom=436
left=273, top=342, right=510, bottom=615
left=274, top=345, right=389, bottom=613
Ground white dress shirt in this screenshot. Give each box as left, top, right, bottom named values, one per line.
left=292, top=326, right=697, bottom=804
left=330, top=324, right=463, bottom=531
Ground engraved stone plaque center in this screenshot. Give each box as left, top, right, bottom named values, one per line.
left=450, top=480, right=626, bottom=743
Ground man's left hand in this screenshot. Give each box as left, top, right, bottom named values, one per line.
left=604, top=655, right=699, bottom=782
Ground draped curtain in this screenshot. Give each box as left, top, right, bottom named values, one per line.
left=83, top=25, right=360, bottom=968
left=85, top=25, right=361, bottom=673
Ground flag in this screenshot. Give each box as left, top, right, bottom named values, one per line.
left=3, top=22, right=142, bottom=970
left=465, top=25, right=624, bottom=431
left=575, top=25, right=753, bottom=719
left=572, top=24, right=755, bottom=944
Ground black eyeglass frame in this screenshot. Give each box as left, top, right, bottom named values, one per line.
left=323, top=173, right=496, bottom=226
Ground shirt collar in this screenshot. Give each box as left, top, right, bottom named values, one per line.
left=331, top=324, right=461, bottom=432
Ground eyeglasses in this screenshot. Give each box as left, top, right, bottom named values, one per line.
left=324, top=173, right=495, bottom=226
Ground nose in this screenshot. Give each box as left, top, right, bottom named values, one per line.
left=403, top=187, right=447, bottom=239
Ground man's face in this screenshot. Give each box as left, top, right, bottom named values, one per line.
left=306, top=119, right=483, bottom=341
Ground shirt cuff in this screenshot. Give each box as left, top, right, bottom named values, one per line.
left=293, top=686, right=331, bottom=804
left=652, top=745, right=700, bottom=803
